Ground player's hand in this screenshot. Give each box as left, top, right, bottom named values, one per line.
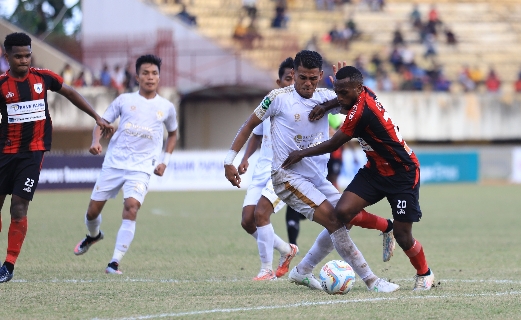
left=225, top=164, right=241, bottom=188
left=97, top=118, right=114, bottom=138
left=329, top=61, right=348, bottom=85
left=154, top=163, right=167, bottom=176
left=309, top=105, right=326, bottom=121
left=282, top=150, right=304, bottom=169
left=238, top=158, right=249, bottom=175
left=89, top=142, right=102, bottom=155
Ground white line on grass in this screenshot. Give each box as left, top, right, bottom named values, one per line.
left=92, top=290, right=521, bottom=320
left=11, top=278, right=521, bottom=284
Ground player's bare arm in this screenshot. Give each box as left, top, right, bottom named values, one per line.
left=89, top=125, right=104, bottom=155
left=238, top=134, right=262, bottom=175
left=224, top=114, right=263, bottom=188
left=57, top=83, right=114, bottom=137
left=154, top=130, right=177, bottom=177
left=282, top=129, right=352, bottom=169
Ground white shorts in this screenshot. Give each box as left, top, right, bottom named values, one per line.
left=272, top=169, right=340, bottom=220
left=91, top=168, right=150, bottom=205
left=243, top=175, right=286, bottom=213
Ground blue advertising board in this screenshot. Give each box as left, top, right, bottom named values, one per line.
left=416, top=152, right=479, bottom=184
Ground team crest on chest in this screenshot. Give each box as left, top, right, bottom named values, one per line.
left=156, top=110, right=164, bottom=120
left=130, top=106, right=136, bottom=111
left=294, top=114, right=301, bottom=122
left=33, top=83, right=43, bottom=94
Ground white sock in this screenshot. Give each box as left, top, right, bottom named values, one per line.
left=330, top=227, right=374, bottom=281
left=252, top=230, right=289, bottom=255
left=297, top=228, right=334, bottom=274
left=257, top=224, right=275, bottom=270
left=111, top=219, right=136, bottom=263
left=85, top=213, right=102, bottom=238
left=273, top=233, right=291, bottom=255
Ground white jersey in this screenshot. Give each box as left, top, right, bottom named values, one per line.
left=251, top=118, right=273, bottom=180
left=254, top=85, right=339, bottom=184
left=102, top=91, right=178, bottom=175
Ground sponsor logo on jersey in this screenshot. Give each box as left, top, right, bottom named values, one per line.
left=357, top=138, right=374, bottom=152
left=8, top=111, right=46, bottom=123
left=5, top=92, right=14, bottom=99
left=348, top=104, right=358, bottom=120
left=261, top=97, right=271, bottom=110
left=34, top=83, right=43, bottom=94
left=7, top=99, right=45, bottom=115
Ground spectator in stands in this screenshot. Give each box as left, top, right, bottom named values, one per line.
left=112, top=64, right=125, bottom=94
left=242, top=0, right=257, bottom=18
left=60, top=63, right=74, bottom=86
left=400, top=45, right=415, bottom=68
left=514, top=72, right=521, bottom=93
left=423, top=33, right=437, bottom=59
left=469, top=65, right=484, bottom=89
left=389, top=47, right=403, bottom=72
left=124, top=62, right=136, bottom=92
left=100, top=64, right=112, bottom=88
left=376, top=70, right=394, bottom=91
left=0, top=46, right=9, bottom=73
left=346, top=15, right=360, bottom=39
left=485, top=67, right=501, bottom=93
left=72, top=70, right=87, bottom=87
left=409, top=3, right=422, bottom=30
left=233, top=16, right=249, bottom=42
left=392, top=24, right=405, bottom=46
left=428, top=4, right=440, bottom=25
left=272, top=0, right=289, bottom=28
left=445, top=26, right=457, bottom=47
left=458, top=65, right=475, bottom=92
left=176, top=3, right=197, bottom=26
left=244, top=18, right=263, bottom=49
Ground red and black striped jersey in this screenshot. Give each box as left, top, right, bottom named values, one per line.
left=0, top=68, right=63, bottom=154
left=340, top=86, right=419, bottom=177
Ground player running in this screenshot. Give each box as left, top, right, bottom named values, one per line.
left=73, top=55, right=178, bottom=275
left=238, top=57, right=298, bottom=280
left=225, top=50, right=398, bottom=292
left=0, top=32, right=113, bottom=283
left=283, top=65, right=435, bottom=290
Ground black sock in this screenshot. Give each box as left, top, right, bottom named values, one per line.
left=384, top=219, right=393, bottom=233
left=3, top=262, right=14, bottom=273
left=287, top=221, right=299, bottom=245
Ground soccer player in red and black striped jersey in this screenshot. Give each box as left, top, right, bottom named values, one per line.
left=282, top=65, right=435, bottom=290
left=0, top=32, right=113, bottom=283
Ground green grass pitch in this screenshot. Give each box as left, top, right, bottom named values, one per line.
left=0, top=184, right=520, bottom=319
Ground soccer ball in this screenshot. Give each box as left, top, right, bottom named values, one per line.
left=319, top=260, right=356, bottom=294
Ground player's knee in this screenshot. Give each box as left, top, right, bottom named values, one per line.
left=241, top=219, right=256, bottom=234
left=10, top=197, right=29, bottom=218
left=393, top=226, right=414, bottom=249
left=333, top=206, right=357, bottom=225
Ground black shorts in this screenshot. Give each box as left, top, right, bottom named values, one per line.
left=345, top=166, right=422, bottom=222
left=327, top=158, right=342, bottom=177
left=0, top=151, right=45, bottom=201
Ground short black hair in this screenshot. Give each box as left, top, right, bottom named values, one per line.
left=294, top=50, right=323, bottom=71
left=4, top=32, right=32, bottom=53
left=336, top=66, right=364, bottom=84
left=135, top=54, right=162, bottom=74
left=278, top=57, right=294, bottom=79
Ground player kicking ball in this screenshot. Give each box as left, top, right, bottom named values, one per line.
left=237, top=58, right=298, bottom=280
left=283, top=65, right=435, bottom=290
left=73, top=55, right=178, bottom=274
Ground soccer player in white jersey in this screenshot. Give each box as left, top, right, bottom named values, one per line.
left=225, top=50, right=398, bottom=292
left=73, top=55, right=178, bottom=274
left=238, top=58, right=298, bottom=280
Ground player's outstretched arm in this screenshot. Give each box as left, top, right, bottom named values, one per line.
left=58, top=84, right=114, bottom=137
left=238, top=134, right=262, bottom=174
left=224, top=114, right=262, bottom=188
left=154, top=130, right=177, bottom=177
left=309, top=98, right=340, bottom=121
left=282, top=129, right=351, bottom=169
